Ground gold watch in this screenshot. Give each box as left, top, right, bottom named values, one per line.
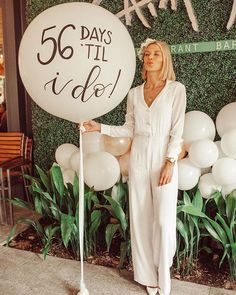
left=166, top=157, right=176, bottom=165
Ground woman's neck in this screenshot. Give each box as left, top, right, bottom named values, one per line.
left=145, top=72, right=164, bottom=89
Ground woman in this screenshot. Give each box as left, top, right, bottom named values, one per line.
left=81, top=38, right=186, bottom=295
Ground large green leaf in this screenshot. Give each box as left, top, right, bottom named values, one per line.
left=219, top=247, right=228, bottom=267
left=216, top=213, right=234, bottom=244
left=202, top=219, right=222, bottom=244
left=50, top=203, right=61, bottom=220
left=6, top=224, right=17, bottom=245
left=94, top=204, right=115, bottom=217
left=207, top=217, right=228, bottom=244
left=119, top=240, right=130, bottom=268
left=73, top=173, right=79, bottom=204
left=60, top=213, right=75, bottom=248
left=105, top=223, right=120, bottom=252
left=183, top=191, right=192, bottom=205
left=85, top=191, right=94, bottom=211
left=89, top=210, right=101, bottom=238
left=104, top=195, right=127, bottom=232
left=34, top=196, right=43, bottom=214
left=180, top=205, right=208, bottom=218
left=42, top=225, right=60, bottom=259
left=176, top=217, right=189, bottom=252
left=177, top=205, right=184, bottom=214
left=225, top=193, right=236, bottom=225
left=50, top=164, right=65, bottom=197
left=192, top=189, right=203, bottom=211
left=113, top=182, right=126, bottom=208
left=9, top=198, right=33, bottom=211
left=35, top=165, right=52, bottom=193
left=45, top=225, right=60, bottom=238
left=191, top=215, right=201, bottom=255
left=24, top=174, right=41, bottom=186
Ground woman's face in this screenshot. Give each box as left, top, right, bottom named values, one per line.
left=143, top=43, right=163, bottom=73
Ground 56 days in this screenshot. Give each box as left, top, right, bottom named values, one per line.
left=37, top=24, right=112, bottom=65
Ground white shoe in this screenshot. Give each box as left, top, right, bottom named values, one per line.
left=146, top=286, right=159, bottom=295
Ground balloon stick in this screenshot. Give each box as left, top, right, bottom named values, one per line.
left=77, top=122, right=89, bottom=295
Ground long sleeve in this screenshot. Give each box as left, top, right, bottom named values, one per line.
left=166, top=84, right=186, bottom=160
left=100, top=89, right=134, bottom=138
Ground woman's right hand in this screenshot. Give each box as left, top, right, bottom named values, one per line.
left=78, top=120, right=101, bottom=132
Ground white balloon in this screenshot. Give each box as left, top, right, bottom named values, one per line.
left=212, top=157, right=236, bottom=185
left=183, top=111, right=216, bottom=149
left=214, top=140, right=226, bottom=160
left=69, top=150, right=81, bottom=173
left=55, top=143, right=79, bottom=169
left=198, top=173, right=221, bottom=199
left=62, top=168, right=76, bottom=185
left=221, top=129, right=236, bottom=159
left=18, top=3, right=136, bottom=123
left=84, top=152, right=120, bottom=191
left=188, top=139, right=218, bottom=168
left=216, top=102, right=236, bottom=137
left=82, top=132, right=105, bottom=154
left=178, top=158, right=201, bottom=191
left=221, top=183, right=236, bottom=198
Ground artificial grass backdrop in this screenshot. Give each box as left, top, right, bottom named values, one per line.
left=26, top=0, right=236, bottom=169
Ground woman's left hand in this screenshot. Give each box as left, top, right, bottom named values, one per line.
left=158, top=161, right=174, bottom=186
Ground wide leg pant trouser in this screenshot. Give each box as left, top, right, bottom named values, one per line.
left=129, top=167, right=178, bottom=295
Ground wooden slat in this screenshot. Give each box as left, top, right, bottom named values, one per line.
left=0, top=139, right=23, bottom=143
left=0, top=133, right=24, bottom=163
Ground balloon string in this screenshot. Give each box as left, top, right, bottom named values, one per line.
left=79, top=122, right=86, bottom=291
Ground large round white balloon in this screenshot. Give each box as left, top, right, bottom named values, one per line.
left=69, top=150, right=81, bottom=174
left=198, top=173, right=221, bottom=199
left=18, top=3, right=136, bottom=123
left=84, top=152, right=120, bottom=191
left=178, top=158, right=201, bottom=191
left=62, top=168, right=76, bottom=185
left=214, top=140, right=226, bottom=160
left=82, top=132, right=105, bottom=154
left=221, top=129, right=236, bottom=159
left=103, top=135, right=131, bottom=156
left=55, top=143, right=79, bottom=169
left=221, top=183, right=236, bottom=198
left=188, top=139, right=218, bottom=168
left=216, top=102, right=236, bottom=137
left=212, top=157, right=236, bottom=185
left=183, top=111, right=215, bottom=148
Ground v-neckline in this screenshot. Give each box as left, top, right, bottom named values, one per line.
left=142, top=80, right=169, bottom=109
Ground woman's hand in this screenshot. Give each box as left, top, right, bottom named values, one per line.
left=78, top=120, right=101, bottom=132
left=158, top=161, right=174, bottom=186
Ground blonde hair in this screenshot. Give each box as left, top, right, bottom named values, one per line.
left=139, top=39, right=176, bottom=81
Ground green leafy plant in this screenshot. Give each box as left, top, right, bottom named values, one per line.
left=177, top=188, right=236, bottom=280
left=202, top=190, right=236, bottom=280
left=8, top=164, right=101, bottom=260
left=8, top=164, right=131, bottom=268
left=94, top=180, right=131, bottom=268
left=176, top=189, right=206, bottom=275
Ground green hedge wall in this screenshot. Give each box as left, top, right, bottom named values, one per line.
left=27, top=0, right=236, bottom=169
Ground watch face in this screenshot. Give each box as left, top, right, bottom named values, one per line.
left=167, top=157, right=175, bottom=163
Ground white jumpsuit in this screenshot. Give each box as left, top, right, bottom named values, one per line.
left=101, top=80, right=186, bottom=295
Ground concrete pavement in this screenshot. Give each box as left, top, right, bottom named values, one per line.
left=0, top=246, right=235, bottom=295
